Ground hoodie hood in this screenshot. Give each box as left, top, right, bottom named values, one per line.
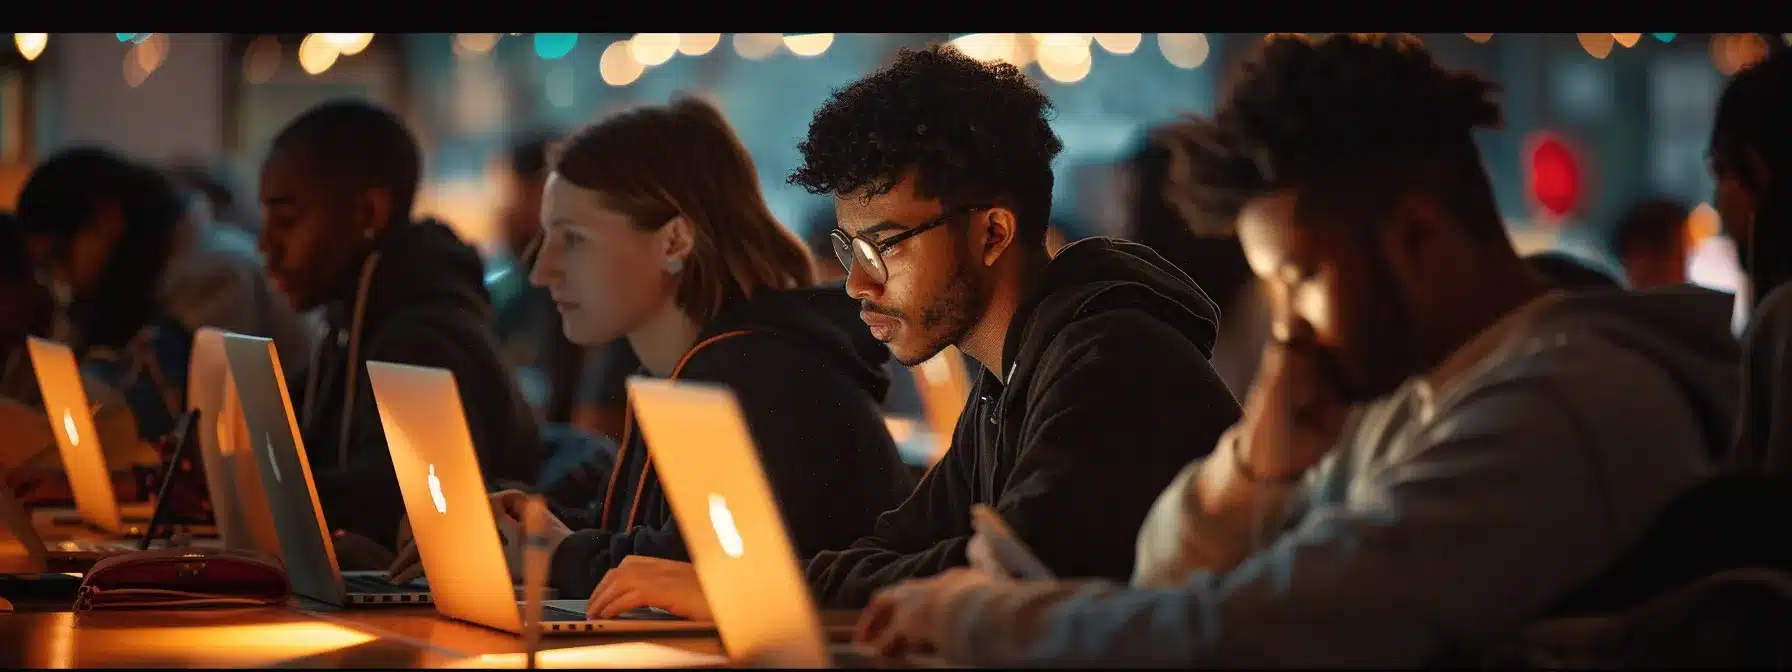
left=331, top=217, right=491, bottom=326
left=1527, top=286, right=1741, bottom=457
left=705, top=283, right=894, bottom=403
left=1001, top=237, right=1222, bottom=376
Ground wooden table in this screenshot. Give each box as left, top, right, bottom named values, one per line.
left=0, top=592, right=864, bottom=668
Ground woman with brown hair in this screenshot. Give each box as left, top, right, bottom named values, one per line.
left=387, top=95, right=914, bottom=603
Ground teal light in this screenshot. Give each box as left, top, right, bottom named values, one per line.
left=533, top=33, right=578, bottom=60
left=130, top=33, right=150, bottom=44
left=1652, top=33, right=1677, bottom=43
left=116, top=33, right=136, bottom=42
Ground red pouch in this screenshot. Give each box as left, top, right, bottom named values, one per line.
left=74, top=548, right=290, bottom=610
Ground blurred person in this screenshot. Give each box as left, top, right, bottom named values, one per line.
left=387, top=95, right=913, bottom=599
left=16, top=148, right=197, bottom=440
left=1130, top=125, right=1272, bottom=395
left=160, top=178, right=320, bottom=379
left=1711, top=47, right=1792, bottom=476
left=851, top=34, right=1738, bottom=666
left=1526, top=250, right=1625, bottom=290
left=167, top=158, right=257, bottom=234
left=1611, top=198, right=1693, bottom=289
left=487, top=130, right=588, bottom=424
left=584, top=45, right=1240, bottom=619
left=0, top=211, right=53, bottom=401
left=257, top=100, right=542, bottom=559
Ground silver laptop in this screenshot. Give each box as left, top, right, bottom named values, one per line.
left=367, top=360, right=712, bottom=635
left=218, top=334, right=431, bottom=606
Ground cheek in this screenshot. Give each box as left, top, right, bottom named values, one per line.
left=565, top=241, right=666, bottom=318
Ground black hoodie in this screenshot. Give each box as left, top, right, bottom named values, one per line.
left=547, top=285, right=916, bottom=598
left=803, top=237, right=1243, bottom=608
left=295, top=219, right=542, bottom=551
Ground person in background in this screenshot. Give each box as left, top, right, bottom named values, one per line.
left=1710, top=47, right=1792, bottom=476
left=1611, top=198, right=1693, bottom=289
left=487, top=130, right=588, bottom=425
left=16, top=148, right=196, bottom=440
left=167, top=158, right=258, bottom=235
left=852, top=34, right=1737, bottom=666
left=1128, top=124, right=1271, bottom=396
left=1526, top=250, right=1624, bottom=290
left=0, top=212, right=52, bottom=402
left=584, top=45, right=1241, bottom=619
left=387, top=95, right=914, bottom=601
left=257, top=100, right=542, bottom=559
left=160, top=174, right=319, bottom=379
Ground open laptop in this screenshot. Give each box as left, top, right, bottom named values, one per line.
left=188, top=327, right=282, bottom=558
left=628, top=377, right=947, bottom=668
left=366, top=360, right=712, bottom=635
left=218, top=334, right=431, bottom=606
left=24, top=337, right=153, bottom=533
left=1, top=410, right=203, bottom=572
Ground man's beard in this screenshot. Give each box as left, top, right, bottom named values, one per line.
left=894, top=253, right=990, bottom=368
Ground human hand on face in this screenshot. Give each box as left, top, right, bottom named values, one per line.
left=1239, top=323, right=1352, bottom=482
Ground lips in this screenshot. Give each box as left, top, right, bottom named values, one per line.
left=860, top=311, right=900, bottom=342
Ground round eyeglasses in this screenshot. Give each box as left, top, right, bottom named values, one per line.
left=827, top=209, right=971, bottom=284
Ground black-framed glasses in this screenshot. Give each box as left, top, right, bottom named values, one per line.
left=828, top=209, right=972, bottom=284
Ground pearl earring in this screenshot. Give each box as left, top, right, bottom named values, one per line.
left=665, top=258, right=685, bottom=274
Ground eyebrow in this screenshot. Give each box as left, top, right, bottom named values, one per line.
left=857, top=221, right=908, bottom=238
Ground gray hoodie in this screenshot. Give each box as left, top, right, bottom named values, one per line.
left=926, top=287, right=1737, bottom=667
left=159, top=204, right=320, bottom=377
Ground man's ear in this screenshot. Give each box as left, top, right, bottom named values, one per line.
left=1379, top=193, right=1452, bottom=287
left=977, top=207, right=1019, bottom=267
left=352, top=187, right=396, bottom=238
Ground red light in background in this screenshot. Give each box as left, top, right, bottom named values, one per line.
left=1526, top=132, right=1583, bottom=221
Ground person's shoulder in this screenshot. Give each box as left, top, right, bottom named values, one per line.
left=1053, top=307, right=1212, bottom=360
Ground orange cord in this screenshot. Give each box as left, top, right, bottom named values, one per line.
left=596, top=330, right=753, bottom=531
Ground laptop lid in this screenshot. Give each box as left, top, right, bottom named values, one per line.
left=24, top=337, right=122, bottom=533
left=0, top=480, right=50, bottom=571
left=366, top=361, right=521, bottom=633
left=624, top=377, right=831, bottom=667
left=188, top=328, right=280, bottom=557
left=219, top=333, right=348, bottom=605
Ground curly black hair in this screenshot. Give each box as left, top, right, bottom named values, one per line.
left=789, top=44, right=1064, bottom=248
left=1164, top=34, right=1505, bottom=242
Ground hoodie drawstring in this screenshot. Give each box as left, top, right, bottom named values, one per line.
left=298, top=252, right=381, bottom=471
left=597, top=330, right=752, bottom=531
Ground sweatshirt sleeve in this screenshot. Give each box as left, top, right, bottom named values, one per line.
left=310, top=318, right=533, bottom=551
left=548, top=518, right=691, bottom=598
left=806, top=310, right=1239, bottom=607
left=931, top=373, right=1696, bottom=667
left=804, top=427, right=978, bottom=609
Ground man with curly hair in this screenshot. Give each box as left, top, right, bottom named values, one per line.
left=852, top=33, right=1737, bottom=666
left=581, top=43, right=1241, bottom=618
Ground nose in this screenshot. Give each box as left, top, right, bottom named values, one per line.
left=528, top=234, right=558, bottom=289
left=843, top=262, right=880, bottom=302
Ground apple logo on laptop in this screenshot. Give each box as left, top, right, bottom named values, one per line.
left=62, top=410, right=79, bottom=446
left=707, top=493, right=745, bottom=558
left=427, top=465, right=447, bottom=514
left=265, top=433, right=283, bottom=482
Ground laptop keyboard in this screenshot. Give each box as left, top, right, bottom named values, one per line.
left=538, top=605, right=686, bottom=622
left=344, top=574, right=425, bottom=594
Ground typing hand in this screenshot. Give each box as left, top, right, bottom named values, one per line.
left=386, top=517, right=423, bottom=585
left=494, top=502, right=573, bottom=583
left=586, top=555, right=713, bottom=621
left=855, top=568, right=998, bottom=659
left=332, top=529, right=395, bottom=571
left=1239, top=328, right=1351, bottom=482
left=966, top=530, right=1003, bottom=576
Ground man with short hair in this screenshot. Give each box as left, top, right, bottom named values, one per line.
left=258, top=100, right=541, bottom=557
left=850, top=34, right=1737, bottom=667
left=583, top=44, right=1240, bottom=617
left=1611, top=198, right=1693, bottom=289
